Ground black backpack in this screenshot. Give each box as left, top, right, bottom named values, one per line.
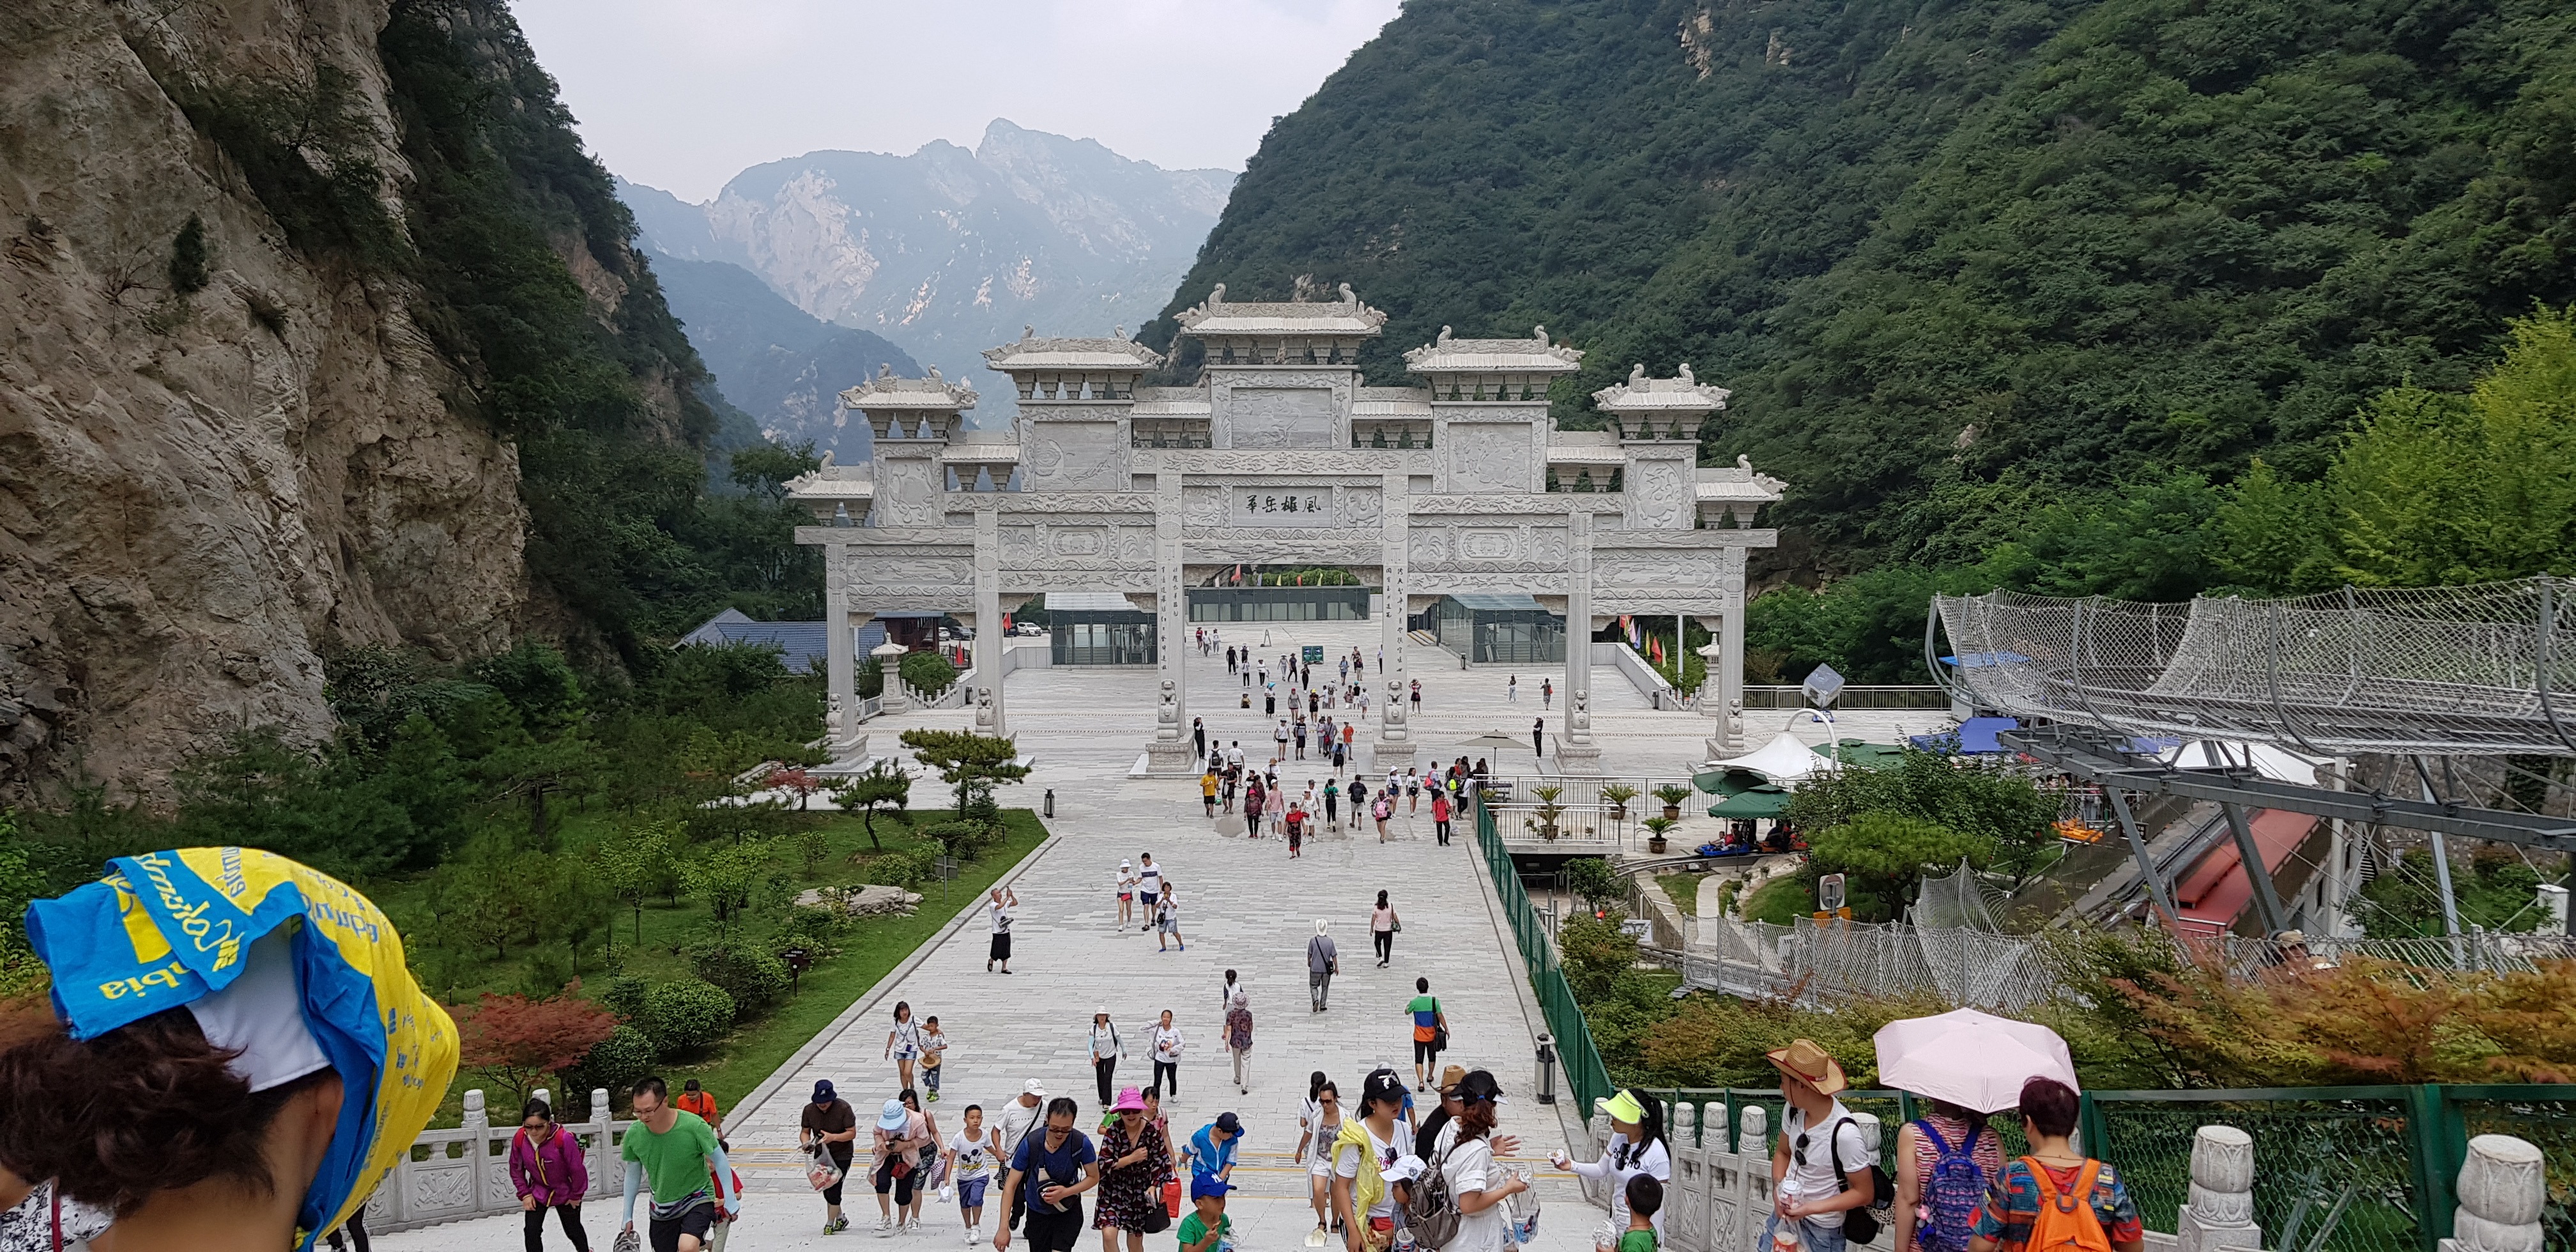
left=1827, top=1115, right=1895, bottom=1245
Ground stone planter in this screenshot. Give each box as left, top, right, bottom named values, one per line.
left=1662, top=803, right=1683, bottom=821
left=1647, top=836, right=1669, bottom=853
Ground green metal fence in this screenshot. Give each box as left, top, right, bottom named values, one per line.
left=1476, top=800, right=1615, bottom=1112
left=1479, top=786, right=2576, bottom=1252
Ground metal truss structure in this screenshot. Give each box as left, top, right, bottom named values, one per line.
left=1931, top=579, right=2576, bottom=757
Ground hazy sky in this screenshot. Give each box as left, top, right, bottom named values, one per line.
left=508, top=0, right=1403, bottom=202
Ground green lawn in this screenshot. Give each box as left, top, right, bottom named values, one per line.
left=1654, top=871, right=1703, bottom=917
left=1744, top=874, right=1811, bottom=926
left=379, top=805, right=1050, bottom=1124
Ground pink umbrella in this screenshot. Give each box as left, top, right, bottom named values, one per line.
left=1872, top=1008, right=2078, bottom=1113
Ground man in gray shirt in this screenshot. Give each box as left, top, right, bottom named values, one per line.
left=1307, top=919, right=1339, bottom=1012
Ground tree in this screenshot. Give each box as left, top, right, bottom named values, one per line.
left=1561, top=857, right=1627, bottom=917
left=1784, top=750, right=2057, bottom=887
left=453, top=986, right=620, bottom=1106
left=597, top=820, right=678, bottom=945
left=767, top=767, right=821, bottom=810
left=796, top=827, right=831, bottom=878
left=680, top=840, right=766, bottom=936
left=898, top=729, right=1029, bottom=816
left=728, top=442, right=820, bottom=503
left=831, top=762, right=913, bottom=850
left=484, top=731, right=604, bottom=845
left=1805, top=813, right=1990, bottom=922
left=898, top=650, right=958, bottom=696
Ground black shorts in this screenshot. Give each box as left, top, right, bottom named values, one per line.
left=1415, top=1037, right=1441, bottom=1064
left=991, top=933, right=1013, bottom=960
left=648, top=1201, right=716, bottom=1252
left=1024, top=1199, right=1087, bottom=1252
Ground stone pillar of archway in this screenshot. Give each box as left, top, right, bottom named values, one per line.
left=1719, top=547, right=1748, bottom=753
left=1145, top=470, right=1197, bottom=772
left=1374, top=470, right=1416, bottom=768
left=1557, top=508, right=1602, bottom=774
left=971, top=508, right=1008, bottom=740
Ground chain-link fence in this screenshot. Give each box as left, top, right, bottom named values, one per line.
left=1934, top=579, right=2576, bottom=756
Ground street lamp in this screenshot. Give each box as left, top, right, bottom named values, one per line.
left=1784, top=708, right=1840, bottom=772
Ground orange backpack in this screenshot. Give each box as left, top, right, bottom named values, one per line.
left=2019, top=1157, right=2114, bottom=1252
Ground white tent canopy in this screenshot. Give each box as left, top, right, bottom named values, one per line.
left=1705, top=731, right=1831, bottom=785
left=2156, top=740, right=2326, bottom=786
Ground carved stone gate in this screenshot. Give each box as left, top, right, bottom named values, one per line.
left=787, top=286, right=1782, bottom=773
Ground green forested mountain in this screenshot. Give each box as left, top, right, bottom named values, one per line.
left=1145, top=0, right=2576, bottom=576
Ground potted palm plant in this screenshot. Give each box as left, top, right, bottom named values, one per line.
left=1653, top=783, right=1692, bottom=822
left=1531, top=784, right=1568, bottom=841
left=1600, top=782, right=1639, bottom=822
left=1641, top=814, right=1678, bottom=854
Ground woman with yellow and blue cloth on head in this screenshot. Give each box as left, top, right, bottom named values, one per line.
left=0, top=847, right=457, bottom=1252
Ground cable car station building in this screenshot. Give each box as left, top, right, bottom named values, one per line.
left=786, top=286, right=1784, bottom=774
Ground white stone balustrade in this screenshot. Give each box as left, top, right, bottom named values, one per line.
left=367, top=1088, right=631, bottom=1235
left=2176, top=1124, right=2260, bottom=1252
left=2445, top=1134, right=2547, bottom=1252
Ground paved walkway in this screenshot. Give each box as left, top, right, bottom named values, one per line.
left=381, top=622, right=1602, bottom=1250
left=378, top=620, right=1943, bottom=1249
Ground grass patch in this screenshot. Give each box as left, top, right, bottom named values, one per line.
left=1744, top=874, right=1811, bottom=925
left=385, top=807, right=1048, bottom=1124
left=1654, top=872, right=1703, bottom=918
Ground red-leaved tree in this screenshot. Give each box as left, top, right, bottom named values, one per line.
left=768, top=767, right=821, bottom=810
left=454, top=983, right=619, bottom=1106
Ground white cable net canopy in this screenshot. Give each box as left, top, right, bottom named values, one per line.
left=1934, top=578, right=2576, bottom=756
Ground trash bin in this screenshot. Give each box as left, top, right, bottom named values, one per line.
left=1044, top=788, right=1055, bottom=818
left=1534, top=1034, right=1557, bottom=1105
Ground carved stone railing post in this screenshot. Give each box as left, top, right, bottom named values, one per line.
left=2175, top=1125, right=2260, bottom=1252
left=2444, top=1134, right=2545, bottom=1252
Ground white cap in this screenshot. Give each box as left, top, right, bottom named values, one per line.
left=1023, top=1079, right=1048, bottom=1096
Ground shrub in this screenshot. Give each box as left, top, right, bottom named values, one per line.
left=688, top=942, right=790, bottom=1017
left=855, top=850, right=926, bottom=889
left=771, top=906, right=847, bottom=960
left=601, top=975, right=649, bottom=1021
left=169, top=214, right=211, bottom=294
left=919, top=820, right=997, bottom=861
left=558, top=1024, right=656, bottom=1116
left=638, top=979, right=735, bottom=1055
left=898, top=650, right=957, bottom=694
left=1559, top=914, right=1638, bottom=1004
left=1805, top=813, right=1989, bottom=920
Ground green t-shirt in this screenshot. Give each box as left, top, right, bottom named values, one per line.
left=623, top=1110, right=721, bottom=1203
left=1616, top=1228, right=1658, bottom=1252
left=1177, top=1210, right=1232, bottom=1252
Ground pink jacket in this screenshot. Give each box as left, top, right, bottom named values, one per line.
left=510, top=1124, right=590, bottom=1206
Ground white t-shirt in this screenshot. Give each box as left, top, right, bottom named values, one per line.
left=989, top=903, right=1015, bottom=934
left=997, top=1099, right=1044, bottom=1162
left=890, top=1018, right=924, bottom=1055
left=1439, top=1136, right=1508, bottom=1252
left=950, top=1129, right=995, bottom=1180
left=1333, top=1120, right=1404, bottom=1218
left=1092, top=1023, right=1123, bottom=1060
left=1153, top=1025, right=1185, bottom=1062
left=1119, top=869, right=1139, bottom=894
left=1779, top=1101, right=1873, bottom=1230
left=1572, top=1133, right=1671, bottom=1235
left=1138, top=865, right=1163, bottom=895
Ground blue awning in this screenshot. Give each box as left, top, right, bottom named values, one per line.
left=1938, top=650, right=2032, bottom=668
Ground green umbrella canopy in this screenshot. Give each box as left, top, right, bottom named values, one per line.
left=1708, top=786, right=1793, bottom=818
left=1811, top=740, right=1907, bottom=770
left=1694, top=767, right=1771, bottom=797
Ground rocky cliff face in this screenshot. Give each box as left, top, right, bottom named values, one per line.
left=0, top=0, right=689, bottom=802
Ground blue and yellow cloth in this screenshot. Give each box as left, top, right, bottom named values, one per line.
left=24, top=847, right=457, bottom=1250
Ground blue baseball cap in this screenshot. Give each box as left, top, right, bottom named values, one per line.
left=1190, top=1177, right=1238, bottom=1200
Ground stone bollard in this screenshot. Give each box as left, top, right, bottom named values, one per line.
left=1738, top=1103, right=1768, bottom=1163
left=1706, top=1103, right=1732, bottom=1156
left=463, top=1088, right=488, bottom=1129
left=2446, top=1134, right=2545, bottom=1252
left=2175, top=1125, right=2260, bottom=1252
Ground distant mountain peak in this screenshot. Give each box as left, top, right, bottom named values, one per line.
left=621, top=123, right=1235, bottom=429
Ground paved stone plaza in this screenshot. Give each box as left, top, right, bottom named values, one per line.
left=379, top=620, right=1943, bottom=1250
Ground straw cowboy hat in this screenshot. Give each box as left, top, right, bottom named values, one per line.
left=1765, top=1037, right=1848, bottom=1096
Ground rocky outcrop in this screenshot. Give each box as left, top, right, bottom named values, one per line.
left=0, top=2, right=534, bottom=800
